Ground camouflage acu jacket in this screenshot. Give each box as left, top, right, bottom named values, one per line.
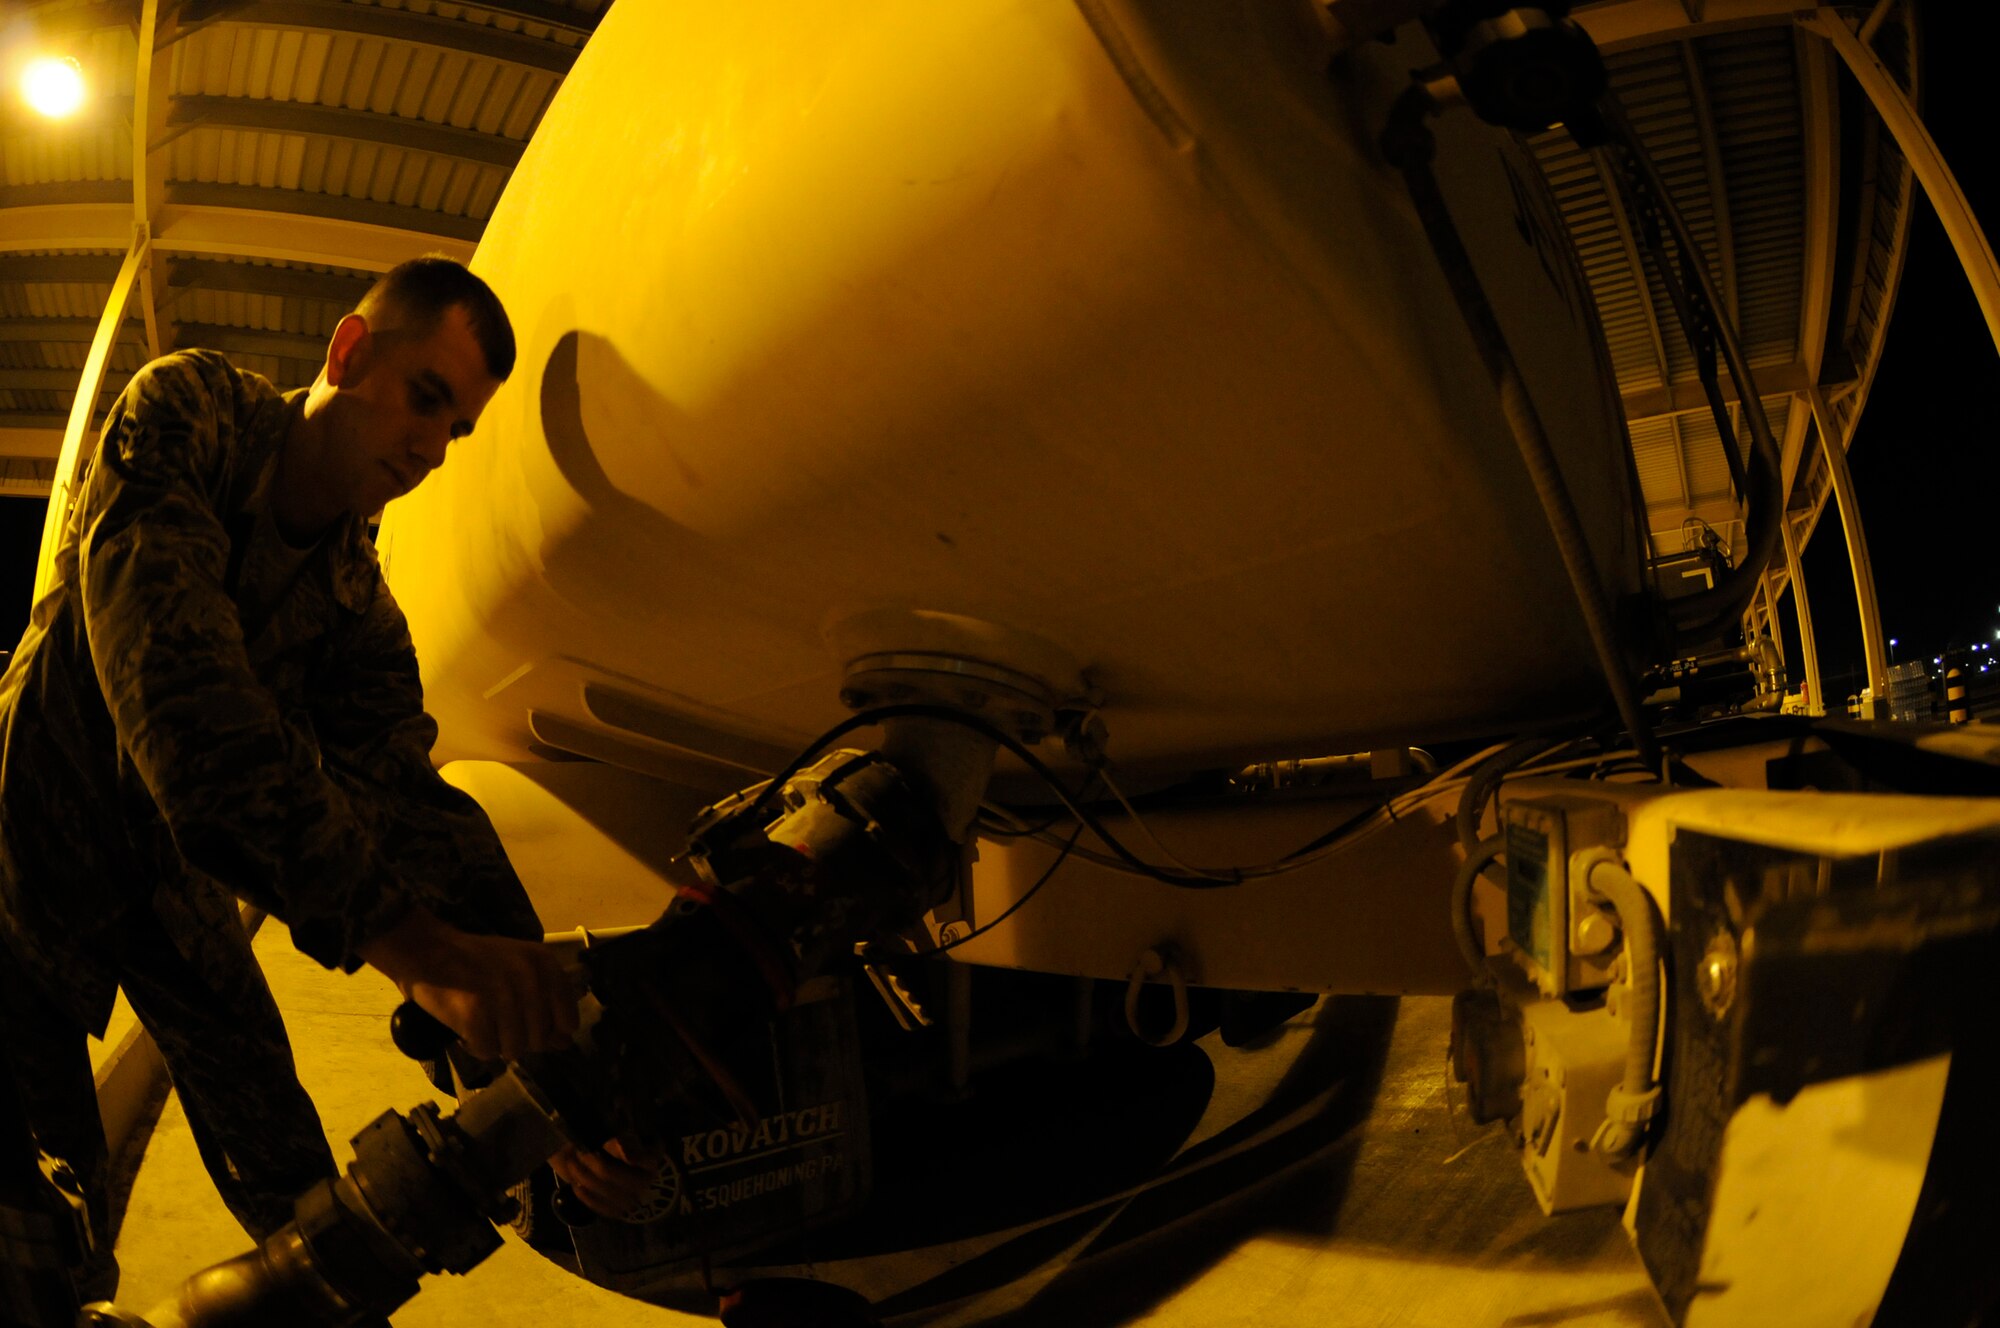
left=0, top=350, right=536, bottom=1032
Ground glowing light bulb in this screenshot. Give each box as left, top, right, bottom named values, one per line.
left=21, top=56, right=85, bottom=119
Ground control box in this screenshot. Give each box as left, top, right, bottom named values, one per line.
left=1500, top=793, right=1629, bottom=997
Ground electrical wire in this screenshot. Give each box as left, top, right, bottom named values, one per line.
left=762, top=703, right=1638, bottom=891
left=977, top=771, right=1105, bottom=839
left=1455, top=738, right=1558, bottom=852
left=745, top=704, right=1246, bottom=888
left=997, top=746, right=1644, bottom=884
left=933, top=823, right=1085, bottom=955
left=1097, top=768, right=1233, bottom=881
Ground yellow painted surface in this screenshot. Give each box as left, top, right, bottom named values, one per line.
left=1686, top=1054, right=1951, bottom=1328
left=383, top=1, right=1636, bottom=777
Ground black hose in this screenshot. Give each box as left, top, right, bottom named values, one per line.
left=1383, top=86, right=1661, bottom=770
left=1453, top=737, right=1550, bottom=852
left=1452, top=835, right=1507, bottom=981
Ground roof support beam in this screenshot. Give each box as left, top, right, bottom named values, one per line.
left=1805, top=385, right=1888, bottom=717
left=175, top=323, right=328, bottom=363
left=1759, top=573, right=1785, bottom=667
left=134, top=0, right=175, bottom=362
left=1779, top=509, right=1824, bottom=714
left=167, top=258, right=371, bottom=308
left=0, top=255, right=125, bottom=283
left=35, top=232, right=147, bottom=603
left=3, top=199, right=467, bottom=269
left=0, top=318, right=144, bottom=342
left=158, top=202, right=473, bottom=268
left=1802, top=8, right=2000, bottom=366
left=165, top=183, right=484, bottom=244
left=1786, top=29, right=1840, bottom=498
left=160, top=96, right=527, bottom=170
left=0, top=182, right=132, bottom=210
left=0, top=205, right=131, bottom=256
left=1857, top=0, right=1897, bottom=45
left=412, top=0, right=599, bottom=37
left=1574, top=0, right=1803, bottom=55
left=1621, top=361, right=1812, bottom=422
left=179, top=0, right=578, bottom=73
left=0, top=369, right=136, bottom=393
left=0, top=428, right=65, bottom=462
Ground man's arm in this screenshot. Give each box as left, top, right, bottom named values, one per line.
left=316, top=581, right=575, bottom=1059
left=77, top=358, right=571, bottom=1058
left=78, top=358, right=397, bottom=963
left=311, top=578, right=541, bottom=942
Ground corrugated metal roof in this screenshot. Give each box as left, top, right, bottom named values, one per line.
left=3, top=0, right=608, bottom=435
left=1542, top=5, right=1918, bottom=570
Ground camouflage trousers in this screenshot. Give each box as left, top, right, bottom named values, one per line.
left=0, top=905, right=335, bottom=1302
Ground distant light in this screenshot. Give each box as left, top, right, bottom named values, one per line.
left=21, top=56, right=85, bottom=119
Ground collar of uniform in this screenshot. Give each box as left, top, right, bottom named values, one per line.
left=327, top=516, right=377, bottom=614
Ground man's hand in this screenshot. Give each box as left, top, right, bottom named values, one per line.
left=359, top=905, right=578, bottom=1060
left=550, top=1140, right=658, bottom=1221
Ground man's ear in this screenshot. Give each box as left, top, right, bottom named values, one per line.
left=325, top=314, right=372, bottom=387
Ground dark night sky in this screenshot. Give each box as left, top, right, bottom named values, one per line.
left=2, top=6, right=1996, bottom=688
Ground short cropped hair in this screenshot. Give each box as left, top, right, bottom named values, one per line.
left=355, top=255, right=516, bottom=380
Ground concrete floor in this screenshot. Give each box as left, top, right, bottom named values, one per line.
left=98, top=923, right=1669, bottom=1327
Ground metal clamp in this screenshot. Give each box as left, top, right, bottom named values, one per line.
left=1123, top=947, right=1190, bottom=1047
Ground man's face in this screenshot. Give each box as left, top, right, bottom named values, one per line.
left=325, top=303, right=502, bottom=518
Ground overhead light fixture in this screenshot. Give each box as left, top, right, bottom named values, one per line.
left=21, top=55, right=86, bottom=119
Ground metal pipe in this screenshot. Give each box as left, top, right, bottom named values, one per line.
left=1779, top=509, right=1824, bottom=715
left=1759, top=574, right=1786, bottom=670
left=1806, top=386, right=1889, bottom=717
left=1858, top=0, right=1898, bottom=46
left=1806, top=9, right=2000, bottom=363
left=34, top=232, right=148, bottom=605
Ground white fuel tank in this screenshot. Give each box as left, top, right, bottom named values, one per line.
left=379, top=0, right=1639, bottom=777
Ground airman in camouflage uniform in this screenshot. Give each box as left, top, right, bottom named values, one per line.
left=0, top=260, right=573, bottom=1301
